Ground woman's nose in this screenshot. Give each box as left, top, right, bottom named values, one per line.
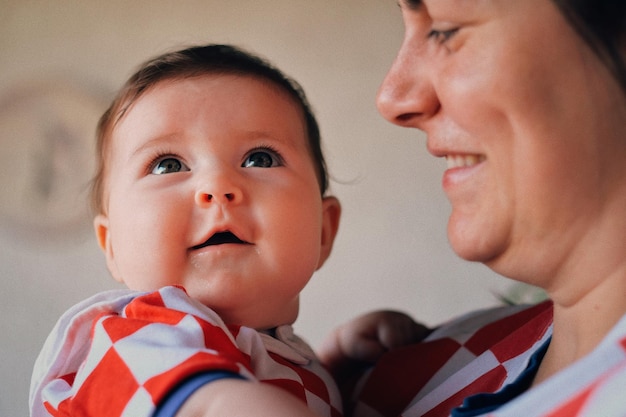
left=376, top=44, right=439, bottom=128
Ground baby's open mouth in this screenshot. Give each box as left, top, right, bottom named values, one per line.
left=191, top=231, right=249, bottom=250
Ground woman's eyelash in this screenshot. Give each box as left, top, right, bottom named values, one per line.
left=427, top=28, right=459, bottom=44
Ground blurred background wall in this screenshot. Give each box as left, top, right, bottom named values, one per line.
left=0, top=1, right=514, bottom=415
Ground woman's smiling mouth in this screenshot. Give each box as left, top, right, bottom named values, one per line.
left=446, top=154, right=486, bottom=169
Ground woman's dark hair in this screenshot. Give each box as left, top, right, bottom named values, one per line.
left=552, top=0, right=626, bottom=92
left=92, top=44, right=328, bottom=214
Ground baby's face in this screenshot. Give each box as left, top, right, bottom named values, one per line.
left=94, top=74, right=338, bottom=329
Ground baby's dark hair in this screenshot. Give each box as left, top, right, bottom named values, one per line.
left=91, top=44, right=328, bottom=214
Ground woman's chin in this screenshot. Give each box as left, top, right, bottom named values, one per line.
left=447, top=219, right=504, bottom=264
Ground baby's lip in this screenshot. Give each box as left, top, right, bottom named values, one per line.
left=190, top=231, right=250, bottom=250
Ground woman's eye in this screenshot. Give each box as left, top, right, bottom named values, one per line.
left=151, top=157, right=189, bottom=175
left=242, top=149, right=283, bottom=168
left=428, top=27, right=459, bottom=44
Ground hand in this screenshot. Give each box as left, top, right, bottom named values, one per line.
left=318, top=310, right=431, bottom=385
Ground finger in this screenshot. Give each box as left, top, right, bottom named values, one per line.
left=378, top=315, right=432, bottom=349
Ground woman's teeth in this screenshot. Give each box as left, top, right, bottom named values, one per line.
left=446, top=154, right=485, bottom=169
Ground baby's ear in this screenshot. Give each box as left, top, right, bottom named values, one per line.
left=93, top=214, right=124, bottom=284
left=317, top=196, right=341, bottom=269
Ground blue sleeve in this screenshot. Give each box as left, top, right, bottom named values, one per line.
left=153, top=371, right=246, bottom=417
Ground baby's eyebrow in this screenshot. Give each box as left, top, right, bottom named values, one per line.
left=130, top=135, right=175, bottom=157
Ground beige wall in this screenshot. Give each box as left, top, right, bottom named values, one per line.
left=0, top=1, right=509, bottom=415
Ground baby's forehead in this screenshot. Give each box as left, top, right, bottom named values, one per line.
left=118, top=73, right=302, bottom=123
left=108, top=74, right=309, bottom=152
left=141, top=72, right=293, bottom=100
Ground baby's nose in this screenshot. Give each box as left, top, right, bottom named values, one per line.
left=196, top=192, right=237, bottom=204
left=194, top=177, right=243, bottom=206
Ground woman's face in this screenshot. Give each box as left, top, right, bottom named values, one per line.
left=377, top=0, right=626, bottom=286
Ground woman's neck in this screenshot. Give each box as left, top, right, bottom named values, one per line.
left=533, top=265, right=626, bottom=386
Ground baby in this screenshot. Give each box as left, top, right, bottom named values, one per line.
left=30, top=44, right=422, bottom=417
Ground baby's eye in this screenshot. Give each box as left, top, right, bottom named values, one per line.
left=151, top=156, right=190, bottom=175
left=242, top=148, right=283, bottom=168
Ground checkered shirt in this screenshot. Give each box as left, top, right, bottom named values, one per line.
left=351, top=301, right=626, bottom=417
left=30, top=286, right=342, bottom=417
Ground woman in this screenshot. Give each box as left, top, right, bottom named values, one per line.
left=330, top=0, right=626, bottom=416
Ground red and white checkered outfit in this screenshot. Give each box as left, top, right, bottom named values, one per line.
left=350, top=301, right=626, bottom=417
left=30, top=286, right=342, bottom=417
